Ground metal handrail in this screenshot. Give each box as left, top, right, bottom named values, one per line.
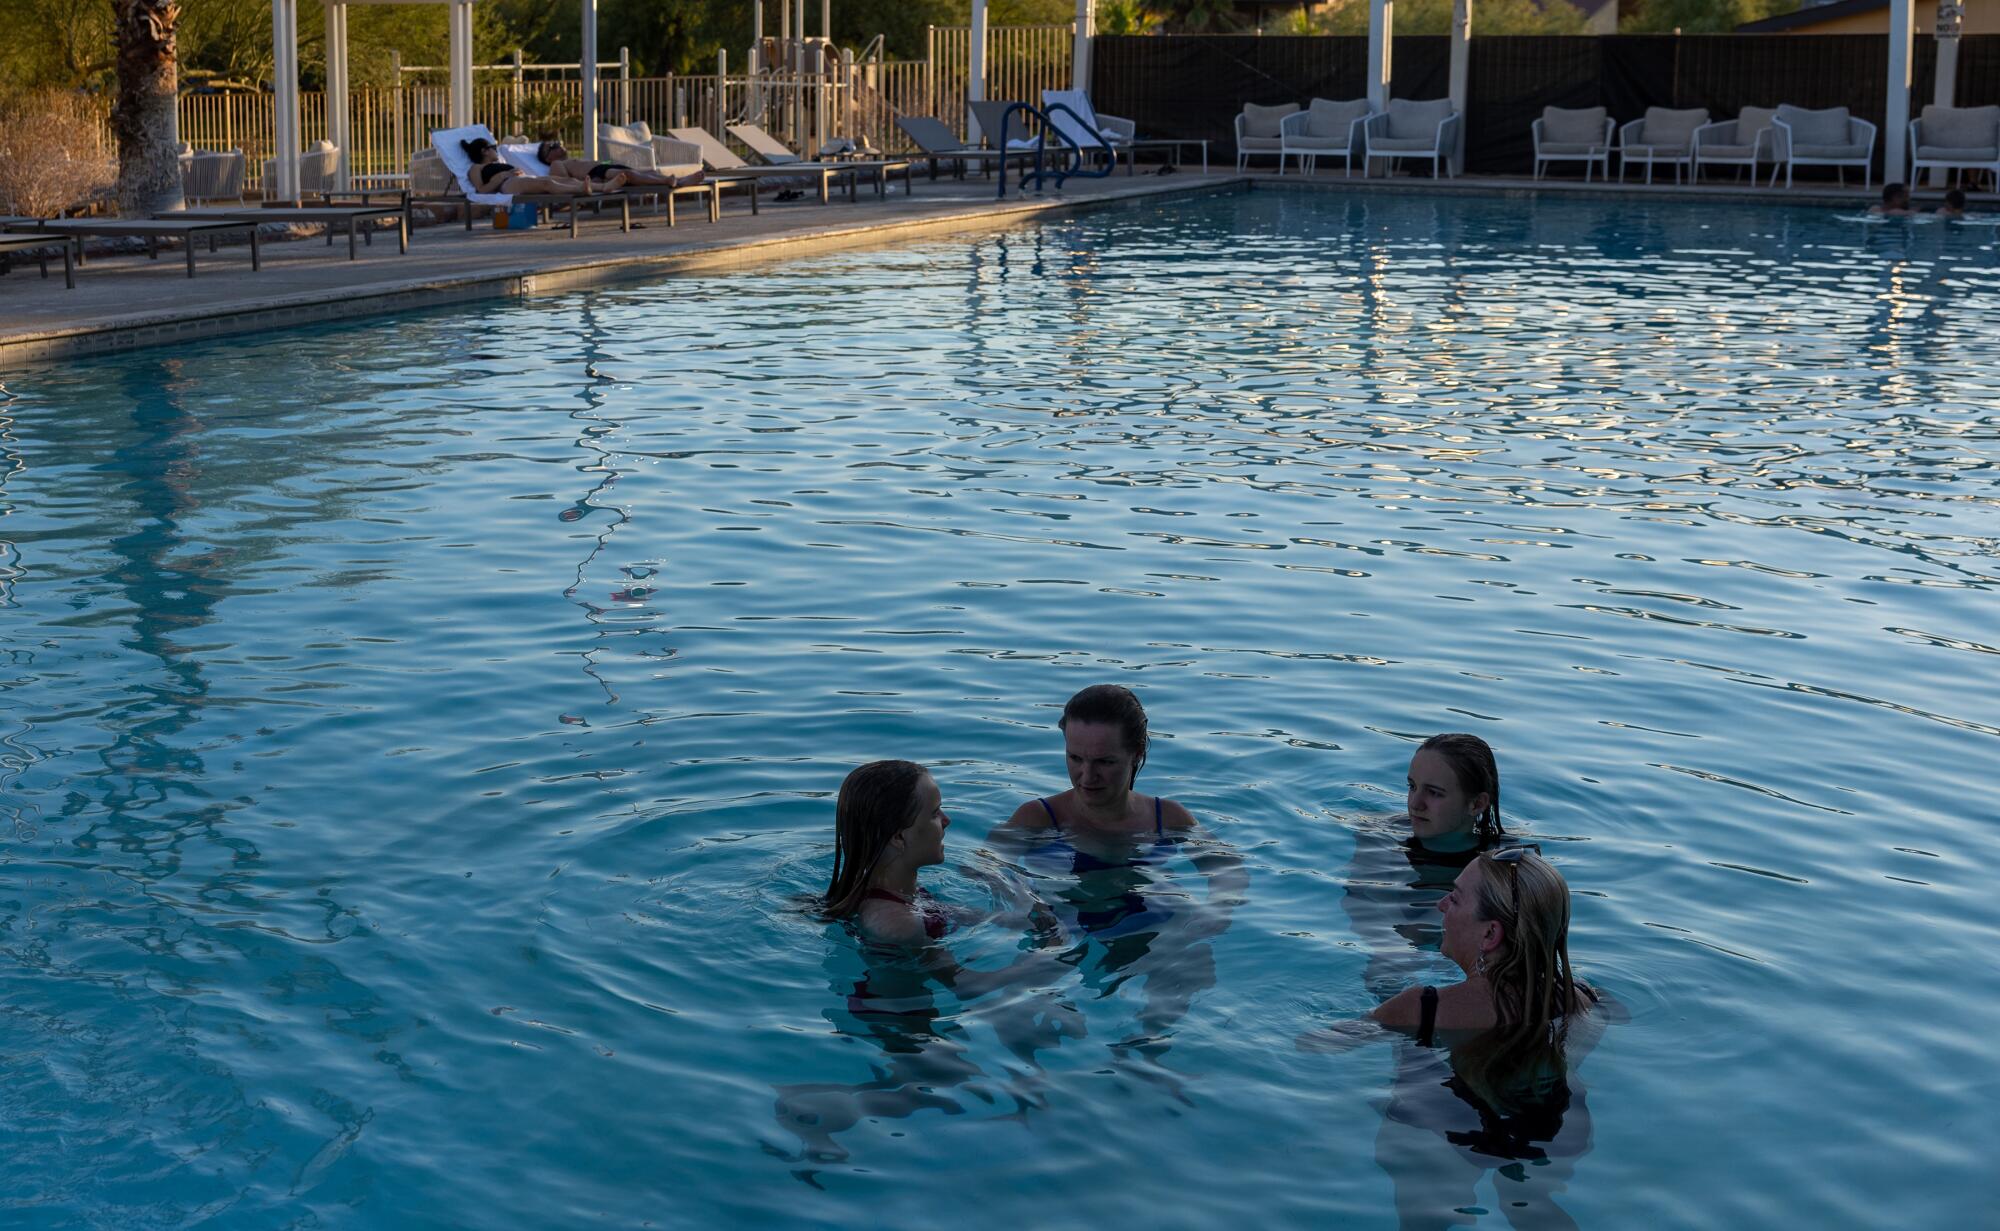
left=995, top=101, right=1115, bottom=198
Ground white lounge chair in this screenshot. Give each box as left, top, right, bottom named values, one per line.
left=1040, top=89, right=1136, bottom=171
left=1693, top=108, right=1778, bottom=183
left=1908, top=104, right=2000, bottom=188
left=1234, top=102, right=1298, bottom=172
left=1363, top=98, right=1459, bottom=179
left=598, top=121, right=703, bottom=179
left=1770, top=104, right=1875, bottom=189
left=1280, top=99, right=1370, bottom=176
left=1618, top=107, right=1706, bottom=184
left=1532, top=106, right=1613, bottom=181
left=419, top=123, right=634, bottom=236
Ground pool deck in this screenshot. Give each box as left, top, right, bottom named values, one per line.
left=0, top=166, right=1979, bottom=368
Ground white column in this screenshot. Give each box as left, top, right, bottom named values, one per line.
left=968, top=0, right=989, bottom=142
left=271, top=0, right=300, bottom=201
left=581, top=0, right=599, bottom=157
left=325, top=2, right=349, bottom=190
left=1367, top=0, right=1393, bottom=114
left=448, top=0, right=472, bottom=129
left=1073, top=0, right=1095, bottom=92
left=1448, top=0, right=1469, bottom=174
left=1933, top=1, right=1962, bottom=182
left=821, top=0, right=831, bottom=40
left=1885, top=0, right=1915, bottom=183
left=752, top=0, right=763, bottom=58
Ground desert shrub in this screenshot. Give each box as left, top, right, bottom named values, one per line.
left=0, top=89, right=115, bottom=216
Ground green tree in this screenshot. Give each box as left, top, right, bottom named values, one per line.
left=1315, top=0, right=1586, bottom=34
left=1623, top=0, right=1799, bottom=32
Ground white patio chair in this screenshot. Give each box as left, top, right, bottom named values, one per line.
left=1693, top=107, right=1778, bottom=183
left=1908, top=104, right=2000, bottom=188
left=180, top=148, right=246, bottom=202
left=1040, top=88, right=1136, bottom=171
left=1234, top=102, right=1298, bottom=172
left=262, top=140, right=339, bottom=199
left=1769, top=104, right=1875, bottom=189
left=1362, top=98, right=1459, bottom=179
left=599, top=121, right=704, bottom=180
left=1618, top=107, right=1706, bottom=184
left=1531, top=106, right=1613, bottom=181
left=1279, top=98, right=1370, bottom=176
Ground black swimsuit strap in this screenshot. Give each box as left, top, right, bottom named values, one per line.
left=1037, top=797, right=1061, bottom=832
left=1416, top=985, right=1440, bottom=1047
left=1154, top=796, right=1164, bottom=837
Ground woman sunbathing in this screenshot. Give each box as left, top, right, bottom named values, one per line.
left=459, top=138, right=594, bottom=195
left=536, top=140, right=706, bottom=191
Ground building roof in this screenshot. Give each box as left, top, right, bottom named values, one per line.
left=1736, top=0, right=1887, bottom=33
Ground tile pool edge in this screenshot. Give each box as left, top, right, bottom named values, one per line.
left=0, top=177, right=1249, bottom=370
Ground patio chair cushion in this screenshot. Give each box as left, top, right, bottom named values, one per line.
left=1919, top=104, right=2000, bottom=150
left=1541, top=106, right=1606, bottom=145
left=601, top=122, right=651, bottom=149
left=1241, top=102, right=1299, bottom=140
left=1538, top=141, right=1607, bottom=156
left=1700, top=143, right=1758, bottom=159
left=1774, top=104, right=1849, bottom=146
left=1372, top=136, right=1442, bottom=153
left=1915, top=144, right=2000, bottom=162
left=1286, top=135, right=1351, bottom=152
left=1638, top=107, right=1707, bottom=147
left=1305, top=98, right=1369, bottom=140
left=1737, top=106, right=1778, bottom=143
left=1387, top=98, right=1454, bottom=141
left=1238, top=136, right=1284, bottom=152
left=1792, top=143, right=1869, bottom=160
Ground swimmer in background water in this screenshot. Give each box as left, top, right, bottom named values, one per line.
left=1870, top=182, right=1917, bottom=216
left=1936, top=187, right=1968, bottom=219
left=823, top=759, right=959, bottom=944
left=1400, top=732, right=1504, bottom=859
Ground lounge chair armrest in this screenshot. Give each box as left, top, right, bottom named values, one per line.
left=1280, top=111, right=1311, bottom=137
left=1363, top=113, right=1390, bottom=140
left=1769, top=117, right=1793, bottom=159
left=1436, top=112, right=1460, bottom=153
left=1531, top=117, right=1546, bottom=151
left=1692, top=119, right=1731, bottom=147
left=1618, top=117, right=1645, bottom=148
left=1098, top=113, right=1136, bottom=142
left=1849, top=117, right=1877, bottom=151
left=1235, top=113, right=1249, bottom=140
left=652, top=136, right=702, bottom=166
left=1601, top=117, right=1615, bottom=146
left=601, top=134, right=657, bottom=168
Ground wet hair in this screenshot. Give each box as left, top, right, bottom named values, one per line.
left=536, top=140, right=564, bottom=165
left=1882, top=182, right=1909, bottom=205
left=1471, top=849, right=1582, bottom=1064
left=1059, top=684, right=1148, bottom=786
left=1417, top=732, right=1504, bottom=837
left=460, top=137, right=495, bottom=161
left=1945, top=188, right=1967, bottom=210
left=823, top=760, right=931, bottom=920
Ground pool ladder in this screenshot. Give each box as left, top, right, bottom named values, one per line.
left=994, top=102, right=1116, bottom=199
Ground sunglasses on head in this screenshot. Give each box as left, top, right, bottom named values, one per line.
left=1485, top=843, right=1542, bottom=917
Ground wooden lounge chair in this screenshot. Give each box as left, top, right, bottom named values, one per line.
left=724, top=123, right=914, bottom=197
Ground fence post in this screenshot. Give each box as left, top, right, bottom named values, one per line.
left=390, top=50, right=403, bottom=168
left=926, top=26, right=936, bottom=125
left=620, top=47, right=631, bottom=124
left=512, top=47, right=524, bottom=131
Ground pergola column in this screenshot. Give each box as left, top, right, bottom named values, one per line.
left=581, top=0, right=598, bottom=156
left=1073, top=0, right=1095, bottom=92
left=270, top=0, right=300, bottom=201
left=1933, top=0, right=1963, bottom=184
left=1448, top=0, right=1469, bottom=174
left=1367, top=0, right=1392, bottom=114
left=968, top=0, right=989, bottom=140
left=448, top=0, right=473, bottom=129
left=1885, top=0, right=1915, bottom=183
left=325, top=1, right=349, bottom=189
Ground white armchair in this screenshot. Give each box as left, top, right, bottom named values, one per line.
left=1618, top=107, right=1707, bottom=184
left=1770, top=104, right=1875, bottom=189
left=599, top=121, right=704, bottom=179
left=262, top=140, right=339, bottom=198
left=180, top=147, right=246, bottom=202
left=1234, top=101, right=1299, bottom=172
left=1693, top=107, right=1778, bottom=183
left=1908, top=104, right=2000, bottom=188
left=1363, top=98, right=1459, bottom=179
left=1280, top=99, right=1371, bottom=176
left=1532, top=106, right=1613, bottom=181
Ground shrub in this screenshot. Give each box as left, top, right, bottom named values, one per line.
left=0, top=90, right=116, bottom=217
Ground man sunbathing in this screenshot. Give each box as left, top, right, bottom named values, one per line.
left=460, top=138, right=595, bottom=195
left=535, top=139, right=706, bottom=192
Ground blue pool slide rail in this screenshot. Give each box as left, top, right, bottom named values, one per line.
left=994, top=102, right=1116, bottom=199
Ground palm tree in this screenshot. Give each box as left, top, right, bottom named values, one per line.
left=113, top=0, right=185, bottom=215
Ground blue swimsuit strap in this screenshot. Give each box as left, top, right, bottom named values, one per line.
left=1041, top=795, right=1165, bottom=837
left=1037, top=797, right=1061, bottom=831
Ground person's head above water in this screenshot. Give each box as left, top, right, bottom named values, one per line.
left=1439, top=848, right=1578, bottom=1049
left=824, top=760, right=949, bottom=919
left=1944, top=188, right=1967, bottom=213
left=1406, top=732, right=1503, bottom=850
left=1881, top=182, right=1910, bottom=210
left=460, top=137, right=497, bottom=164
left=1059, top=683, right=1149, bottom=798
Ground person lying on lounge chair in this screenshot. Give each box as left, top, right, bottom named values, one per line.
left=460, top=138, right=596, bottom=195
left=536, top=140, right=706, bottom=191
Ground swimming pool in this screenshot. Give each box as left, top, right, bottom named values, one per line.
left=1, top=187, right=1993, bottom=1228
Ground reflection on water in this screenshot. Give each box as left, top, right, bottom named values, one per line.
left=0, top=188, right=1994, bottom=1226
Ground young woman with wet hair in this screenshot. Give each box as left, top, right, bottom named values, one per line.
left=823, top=760, right=953, bottom=945
left=1401, top=732, right=1504, bottom=856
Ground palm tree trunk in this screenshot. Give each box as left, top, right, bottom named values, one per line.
left=113, top=0, right=185, bottom=216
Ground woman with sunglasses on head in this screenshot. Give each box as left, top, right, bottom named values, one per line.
left=534, top=138, right=706, bottom=192
left=458, top=137, right=594, bottom=195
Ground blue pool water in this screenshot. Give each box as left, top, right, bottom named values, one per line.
left=2, top=187, right=1995, bottom=1228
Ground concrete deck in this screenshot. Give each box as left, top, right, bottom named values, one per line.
left=1, top=165, right=1978, bottom=368
left=0, top=171, right=1243, bottom=368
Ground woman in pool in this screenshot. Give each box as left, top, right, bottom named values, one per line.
left=1400, top=732, right=1504, bottom=858
left=992, top=684, right=1245, bottom=1055
left=459, top=137, right=594, bottom=195
left=823, top=759, right=955, bottom=945
left=535, top=139, right=706, bottom=192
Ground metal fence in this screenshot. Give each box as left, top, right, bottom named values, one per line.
left=168, top=24, right=1077, bottom=193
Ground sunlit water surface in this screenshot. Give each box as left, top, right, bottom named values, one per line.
left=2, top=189, right=1995, bottom=1229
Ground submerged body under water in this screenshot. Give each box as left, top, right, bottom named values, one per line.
left=0, top=187, right=1994, bottom=1227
